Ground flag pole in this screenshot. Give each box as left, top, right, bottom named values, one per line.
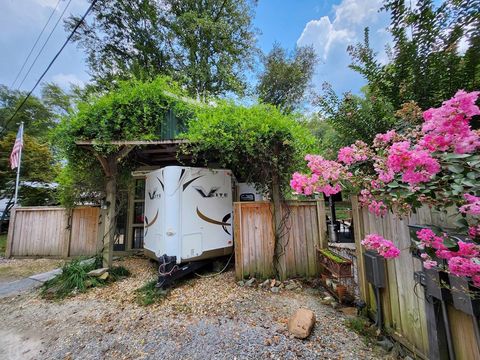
left=13, top=122, right=24, bottom=206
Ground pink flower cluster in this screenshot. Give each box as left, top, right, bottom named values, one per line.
left=386, top=141, right=440, bottom=185
left=419, top=90, right=480, bottom=154
left=459, top=194, right=480, bottom=216
left=374, top=130, right=396, bottom=146
left=469, top=225, right=480, bottom=240
left=361, top=233, right=401, bottom=259
left=290, top=155, right=350, bottom=196
left=416, top=229, right=480, bottom=286
left=359, top=189, right=388, bottom=216
left=337, top=141, right=370, bottom=165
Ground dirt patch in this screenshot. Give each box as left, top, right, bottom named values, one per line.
left=0, top=256, right=384, bottom=359
left=0, top=258, right=64, bottom=284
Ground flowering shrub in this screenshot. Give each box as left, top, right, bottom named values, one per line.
left=291, top=90, right=480, bottom=282
left=361, top=234, right=400, bottom=259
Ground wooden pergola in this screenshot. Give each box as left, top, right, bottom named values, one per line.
left=75, top=139, right=194, bottom=267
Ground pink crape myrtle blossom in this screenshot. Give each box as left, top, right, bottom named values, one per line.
left=447, top=256, right=480, bottom=278
left=290, top=155, right=350, bottom=197
left=359, top=189, right=388, bottom=216
left=457, top=241, right=480, bottom=259
left=473, top=275, right=480, bottom=287
left=386, top=141, right=440, bottom=185
left=419, top=90, right=480, bottom=154
left=424, top=260, right=438, bottom=269
left=361, top=234, right=400, bottom=259
left=337, top=141, right=370, bottom=165
left=374, top=130, right=397, bottom=146
left=459, top=194, right=480, bottom=216
left=469, top=225, right=480, bottom=240
left=416, top=229, right=447, bottom=250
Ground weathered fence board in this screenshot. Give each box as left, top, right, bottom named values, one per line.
left=6, top=206, right=100, bottom=258
left=234, top=200, right=326, bottom=280
left=352, top=196, right=480, bottom=359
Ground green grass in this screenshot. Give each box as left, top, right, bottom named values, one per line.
left=135, top=279, right=169, bottom=306
left=0, top=234, right=7, bottom=256
left=345, top=316, right=377, bottom=345
left=41, top=256, right=130, bottom=300
left=319, top=248, right=349, bottom=263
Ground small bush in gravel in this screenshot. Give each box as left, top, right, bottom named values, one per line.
left=135, top=279, right=169, bottom=306
left=345, top=316, right=377, bottom=345
left=41, top=257, right=130, bottom=300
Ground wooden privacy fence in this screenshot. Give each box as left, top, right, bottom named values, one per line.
left=234, top=200, right=327, bottom=280
left=351, top=196, right=480, bottom=360
left=6, top=206, right=101, bottom=258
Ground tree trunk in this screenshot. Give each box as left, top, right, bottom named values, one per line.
left=102, top=160, right=117, bottom=268
left=271, top=176, right=286, bottom=280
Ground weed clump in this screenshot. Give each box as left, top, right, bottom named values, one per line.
left=41, top=256, right=130, bottom=300
left=135, top=279, right=168, bottom=306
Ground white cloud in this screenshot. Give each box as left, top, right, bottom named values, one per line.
left=51, top=73, right=85, bottom=88
left=297, top=0, right=390, bottom=94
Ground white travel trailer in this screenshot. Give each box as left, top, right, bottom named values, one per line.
left=144, top=166, right=234, bottom=286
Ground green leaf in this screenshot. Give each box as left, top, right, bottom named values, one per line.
left=448, top=165, right=464, bottom=174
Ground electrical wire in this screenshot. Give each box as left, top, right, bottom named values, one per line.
left=16, top=0, right=74, bottom=90
left=3, top=0, right=97, bottom=135
left=194, top=251, right=234, bottom=278
left=10, top=0, right=63, bottom=88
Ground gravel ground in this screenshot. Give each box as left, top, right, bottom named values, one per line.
left=0, top=256, right=384, bottom=360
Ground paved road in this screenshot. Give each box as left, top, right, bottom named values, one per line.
left=0, top=268, right=61, bottom=299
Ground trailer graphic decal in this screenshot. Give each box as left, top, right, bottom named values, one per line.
left=156, top=177, right=164, bottom=191
left=182, top=175, right=204, bottom=191
left=196, top=207, right=232, bottom=234
left=193, top=186, right=221, bottom=198
left=144, top=209, right=159, bottom=236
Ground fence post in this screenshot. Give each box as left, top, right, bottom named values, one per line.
left=5, top=207, right=17, bottom=258
left=316, top=200, right=328, bottom=249
left=62, top=208, right=73, bottom=258
left=233, top=202, right=243, bottom=280
left=351, top=195, right=369, bottom=301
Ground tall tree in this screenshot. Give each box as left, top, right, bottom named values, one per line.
left=256, top=44, right=317, bottom=113
left=66, top=0, right=258, bottom=97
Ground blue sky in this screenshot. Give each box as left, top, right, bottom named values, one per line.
left=0, top=0, right=391, bottom=96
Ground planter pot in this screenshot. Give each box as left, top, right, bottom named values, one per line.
left=336, top=284, right=347, bottom=303
left=448, top=274, right=480, bottom=317
left=317, top=249, right=352, bottom=278
left=424, top=267, right=451, bottom=301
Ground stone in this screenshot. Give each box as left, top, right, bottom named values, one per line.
left=285, top=283, right=297, bottom=291
left=287, top=308, right=316, bottom=339
left=323, top=296, right=333, bottom=302
left=330, top=301, right=339, bottom=309
left=245, top=278, right=256, bottom=287
left=260, top=279, right=270, bottom=288
left=87, top=268, right=108, bottom=277
left=377, top=338, right=394, bottom=352
left=237, top=281, right=245, bottom=287
left=339, top=307, right=357, bottom=316
left=271, top=287, right=280, bottom=293
left=99, top=272, right=109, bottom=281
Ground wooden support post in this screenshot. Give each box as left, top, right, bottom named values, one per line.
left=5, top=207, right=17, bottom=258
left=271, top=180, right=286, bottom=280
left=62, top=208, right=73, bottom=258
left=316, top=199, right=328, bottom=249
left=103, top=171, right=117, bottom=268
left=351, top=195, right=369, bottom=301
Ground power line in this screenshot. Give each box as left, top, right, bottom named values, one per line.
left=10, top=0, right=63, bottom=88
left=16, top=0, right=74, bottom=90
left=3, top=0, right=98, bottom=134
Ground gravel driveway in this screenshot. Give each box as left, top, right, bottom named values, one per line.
left=0, top=257, right=383, bottom=360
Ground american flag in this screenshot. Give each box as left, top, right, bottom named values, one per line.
left=10, top=123, right=24, bottom=169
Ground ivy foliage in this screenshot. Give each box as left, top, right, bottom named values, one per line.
left=181, top=102, right=318, bottom=196
left=55, top=77, right=198, bottom=206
